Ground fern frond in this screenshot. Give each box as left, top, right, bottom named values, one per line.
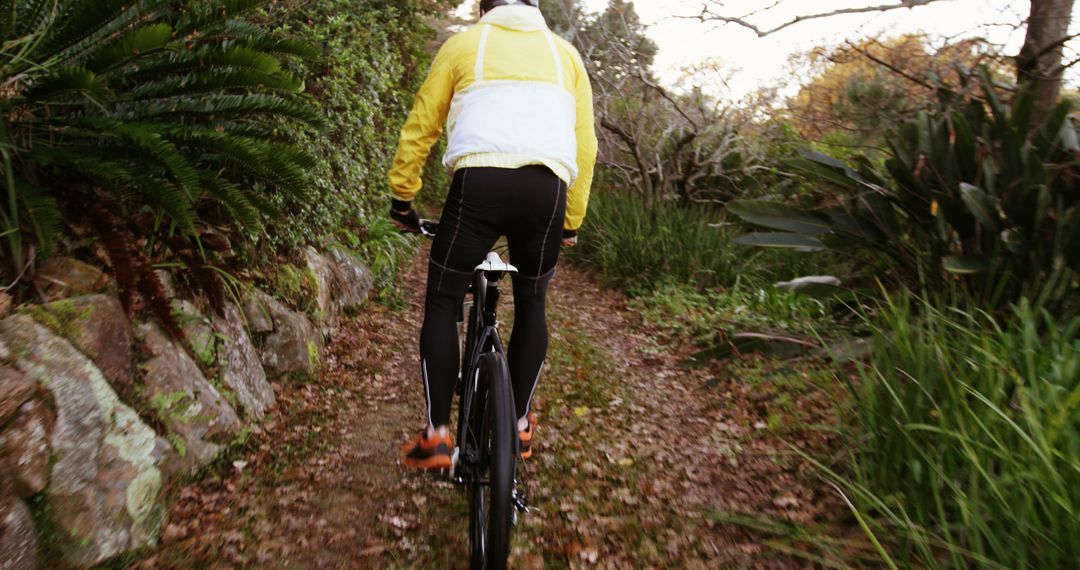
left=35, top=0, right=172, bottom=69
left=200, top=174, right=262, bottom=230
left=122, top=93, right=324, bottom=126
left=237, top=37, right=321, bottom=61
left=63, top=157, right=143, bottom=202
left=125, top=68, right=304, bottom=99
left=18, top=180, right=62, bottom=258
left=177, top=1, right=270, bottom=35
left=195, top=20, right=321, bottom=60
left=159, top=126, right=310, bottom=195
left=22, top=66, right=111, bottom=102
left=115, top=45, right=288, bottom=83
left=9, top=0, right=55, bottom=39
left=77, top=118, right=200, bottom=185
left=86, top=22, right=173, bottom=73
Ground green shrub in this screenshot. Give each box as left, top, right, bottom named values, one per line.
left=833, top=296, right=1080, bottom=568
left=570, top=190, right=821, bottom=294
left=261, top=0, right=456, bottom=250
left=338, top=217, right=419, bottom=309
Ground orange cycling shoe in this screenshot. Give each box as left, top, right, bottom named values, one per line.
left=402, top=430, right=453, bottom=469
left=519, top=413, right=539, bottom=459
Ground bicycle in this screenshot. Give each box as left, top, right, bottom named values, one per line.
left=418, top=219, right=531, bottom=570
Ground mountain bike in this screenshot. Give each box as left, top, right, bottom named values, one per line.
left=419, top=219, right=530, bottom=570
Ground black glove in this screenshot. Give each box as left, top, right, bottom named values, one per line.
left=390, top=198, right=421, bottom=233
left=562, top=228, right=578, bottom=247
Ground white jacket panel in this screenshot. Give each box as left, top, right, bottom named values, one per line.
left=443, top=80, right=579, bottom=182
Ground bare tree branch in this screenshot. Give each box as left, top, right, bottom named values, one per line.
left=682, top=0, right=947, bottom=37
left=843, top=40, right=937, bottom=90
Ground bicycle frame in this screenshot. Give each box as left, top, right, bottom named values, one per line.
left=452, top=257, right=513, bottom=484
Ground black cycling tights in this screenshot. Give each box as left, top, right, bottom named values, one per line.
left=420, top=166, right=567, bottom=428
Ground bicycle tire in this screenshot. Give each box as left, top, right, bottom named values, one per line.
left=469, top=351, right=515, bottom=570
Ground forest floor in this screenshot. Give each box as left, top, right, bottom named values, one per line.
left=133, top=249, right=849, bottom=569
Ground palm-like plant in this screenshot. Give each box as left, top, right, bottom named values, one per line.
left=728, top=72, right=1080, bottom=311
left=0, top=0, right=321, bottom=329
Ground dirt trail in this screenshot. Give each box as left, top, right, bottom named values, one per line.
left=136, top=251, right=840, bottom=569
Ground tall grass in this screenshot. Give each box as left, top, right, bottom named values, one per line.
left=835, top=296, right=1080, bottom=568
left=571, top=191, right=818, bottom=293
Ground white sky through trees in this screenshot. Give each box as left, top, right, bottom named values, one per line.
left=454, top=1, right=1073, bottom=100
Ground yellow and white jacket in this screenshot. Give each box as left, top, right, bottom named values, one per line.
left=388, top=5, right=598, bottom=231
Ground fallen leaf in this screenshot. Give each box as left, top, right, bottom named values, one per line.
left=773, top=495, right=800, bottom=509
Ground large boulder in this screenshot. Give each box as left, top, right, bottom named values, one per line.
left=0, top=492, right=36, bottom=570
left=326, top=246, right=374, bottom=313
left=32, top=257, right=110, bottom=301
left=136, top=322, right=243, bottom=475
left=0, top=396, right=53, bottom=498
left=171, top=300, right=216, bottom=367
left=302, top=246, right=337, bottom=326
left=212, top=304, right=275, bottom=419
left=0, top=367, right=35, bottom=423
left=23, top=295, right=134, bottom=399
left=241, top=292, right=275, bottom=334
left=246, top=291, right=323, bottom=380
left=0, top=315, right=172, bottom=568
left=300, top=246, right=374, bottom=335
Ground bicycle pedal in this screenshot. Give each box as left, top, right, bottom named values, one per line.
left=512, top=489, right=530, bottom=513
left=448, top=447, right=460, bottom=481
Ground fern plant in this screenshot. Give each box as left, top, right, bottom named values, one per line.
left=0, top=0, right=322, bottom=326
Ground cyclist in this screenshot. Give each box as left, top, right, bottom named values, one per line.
left=389, top=0, right=597, bottom=469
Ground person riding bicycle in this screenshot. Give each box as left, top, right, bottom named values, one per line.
left=389, top=0, right=597, bottom=469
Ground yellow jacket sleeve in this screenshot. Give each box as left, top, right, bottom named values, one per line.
left=388, top=37, right=457, bottom=201
left=566, top=50, right=597, bottom=231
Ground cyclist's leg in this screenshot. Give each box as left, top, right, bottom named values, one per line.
left=503, top=166, right=568, bottom=423
left=418, top=169, right=501, bottom=430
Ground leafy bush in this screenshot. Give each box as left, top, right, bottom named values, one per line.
left=570, top=191, right=821, bottom=294
left=338, top=217, right=419, bottom=309
left=830, top=296, right=1080, bottom=568
left=261, top=0, right=455, bottom=250
left=0, top=0, right=322, bottom=330
left=729, top=74, right=1080, bottom=312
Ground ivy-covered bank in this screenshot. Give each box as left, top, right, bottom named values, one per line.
left=0, top=1, right=458, bottom=567
left=263, top=0, right=456, bottom=251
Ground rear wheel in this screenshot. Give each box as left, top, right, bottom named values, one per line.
left=468, top=352, right=515, bottom=569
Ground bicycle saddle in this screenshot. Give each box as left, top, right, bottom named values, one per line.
left=475, top=251, right=518, bottom=273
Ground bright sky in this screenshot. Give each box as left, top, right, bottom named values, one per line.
left=455, top=1, right=1071, bottom=101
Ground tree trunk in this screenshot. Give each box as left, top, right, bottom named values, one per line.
left=1017, top=0, right=1076, bottom=122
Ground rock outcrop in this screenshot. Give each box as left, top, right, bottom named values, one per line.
left=326, top=247, right=375, bottom=313
left=242, top=292, right=275, bottom=334
left=136, top=322, right=243, bottom=475
left=32, top=257, right=111, bottom=301
left=0, top=242, right=375, bottom=566
left=212, top=304, right=275, bottom=419
left=245, top=291, right=323, bottom=380
left=0, top=491, right=37, bottom=570
left=23, top=295, right=134, bottom=399
left=302, top=246, right=374, bottom=335
left=302, top=246, right=337, bottom=327
left=0, top=315, right=172, bottom=568
left=172, top=300, right=217, bottom=367
left=0, top=397, right=52, bottom=498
